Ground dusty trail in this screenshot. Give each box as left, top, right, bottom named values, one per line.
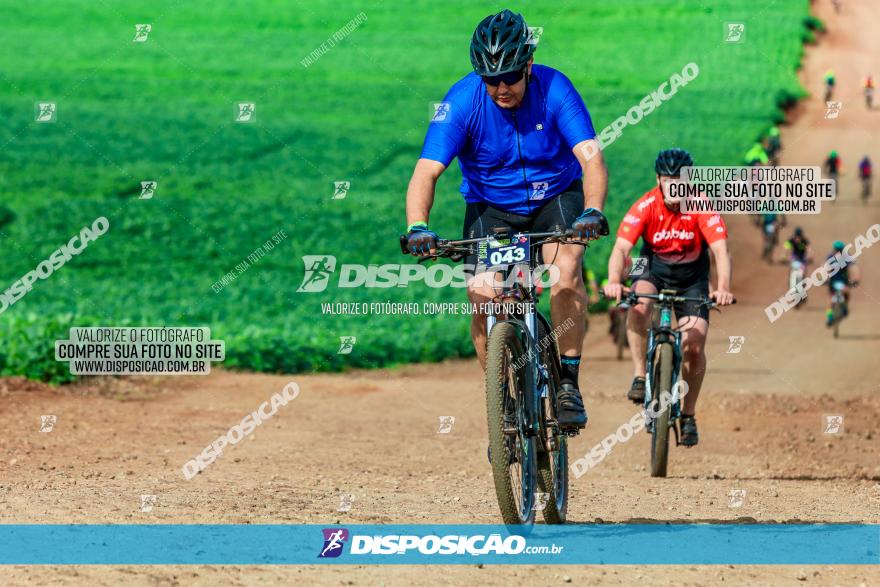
left=2, top=1, right=879, bottom=585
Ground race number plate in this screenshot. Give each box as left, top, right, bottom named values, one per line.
left=477, top=234, right=530, bottom=268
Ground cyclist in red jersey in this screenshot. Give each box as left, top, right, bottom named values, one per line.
left=603, top=148, right=734, bottom=446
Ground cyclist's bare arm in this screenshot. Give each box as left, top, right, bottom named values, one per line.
left=572, top=139, right=608, bottom=211
left=604, top=237, right=634, bottom=301
left=708, top=239, right=734, bottom=304
left=406, top=158, right=446, bottom=226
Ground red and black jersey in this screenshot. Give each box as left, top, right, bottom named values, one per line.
left=617, top=186, right=728, bottom=283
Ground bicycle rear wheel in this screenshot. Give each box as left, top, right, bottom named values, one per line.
left=650, top=343, right=674, bottom=478
left=762, top=233, right=774, bottom=263
left=485, top=321, right=537, bottom=525
left=833, top=302, right=843, bottom=338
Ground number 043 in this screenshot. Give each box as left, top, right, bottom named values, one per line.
left=489, top=247, right=525, bottom=265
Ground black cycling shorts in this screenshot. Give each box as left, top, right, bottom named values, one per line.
left=632, top=270, right=711, bottom=322
left=461, top=180, right=584, bottom=273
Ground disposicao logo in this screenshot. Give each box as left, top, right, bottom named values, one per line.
left=318, top=528, right=349, bottom=558
left=297, top=255, right=337, bottom=293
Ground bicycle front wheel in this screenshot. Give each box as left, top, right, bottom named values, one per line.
left=650, top=343, right=674, bottom=478
left=485, top=321, right=537, bottom=525
left=535, top=315, right=568, bottom=524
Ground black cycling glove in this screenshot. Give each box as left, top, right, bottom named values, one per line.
left=571, top=208, right=609, bottom=240
left=405, top=223, right=439, bottom=256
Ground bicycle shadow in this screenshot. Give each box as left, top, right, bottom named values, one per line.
left=835, top=333, right=880, bottom=340
left=561, top=516, right=864, bottom=525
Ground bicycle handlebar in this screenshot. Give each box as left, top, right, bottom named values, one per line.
left=601, top=289, right=736, bottom=309
left=398, top=225, right=608, bottom=262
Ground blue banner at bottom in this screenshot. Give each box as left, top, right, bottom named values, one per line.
left=0, top=524, right=876, bottom=565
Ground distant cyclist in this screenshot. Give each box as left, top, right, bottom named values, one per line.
left=864, top=75, right=874, bottom=108
left=859, top=156, right=872, bottom=201
left=784, top=227, right=812, bottom=265
left=405, top=9, right=609, bottom=429
left=745, top=140, right=769, bottom=230
left=826, top=240, right=861, bottom=327
left=825, top=150, right=842, bottom=195
left=824, top=69, right=836, bottom=101
left=744, top=142, right=769, bottom=166
left=765, top=126, right=782, bottom=166
left=603, top=148, right=734, bottom=447
left=784, top=227, right=812, bottom=304
left=760, top=212, right=784, bottom=262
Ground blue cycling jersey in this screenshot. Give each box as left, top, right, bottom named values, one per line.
left=420, top=64, right=596, bottom=216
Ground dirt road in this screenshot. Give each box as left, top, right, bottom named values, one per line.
left=2, top=1, right=879, bottom=585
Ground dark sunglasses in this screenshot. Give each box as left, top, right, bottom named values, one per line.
left=481, top=68, right=526, bottom=87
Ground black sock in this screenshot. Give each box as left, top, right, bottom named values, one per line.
left=681, top=412, right=695, bottom=419
left=560, top=355, right=581, bottom=385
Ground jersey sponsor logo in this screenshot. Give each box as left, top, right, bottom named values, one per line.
left=624, top=213, right=640, bottom=225
left=706, top=214, right=722, bottom=227
left=651, top=228, right=695, bottom=244
left=637, top=196, right=656, bottom=212
left=530, top=181, right=549, bottom=200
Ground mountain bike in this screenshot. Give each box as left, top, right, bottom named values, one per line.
left=829, top=281, right=856, bottom=338
left=761, top=221, right=779, bottom=263
left=788, top=258, right=807, bottom=308
left=617, top=290, right=732, bottom=477
left=828, top=171, right=839, bottom=203
left=399, top=223, right=607, bottom=524
left=866, top=86, right=874, bottom=109
left=861, top=176, right=871, bottom=204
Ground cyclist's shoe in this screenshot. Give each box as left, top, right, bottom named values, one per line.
left=825, top=309, right=834, bottom=327
left=680, top=415, right=699, bottom=447
left=557, top=383, right=587, bottom=429
left=627, top=376, right=646, bottom=404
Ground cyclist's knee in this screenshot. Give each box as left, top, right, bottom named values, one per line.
left=551, top=270, right=582, bottom=294
left=681, top=331, right=707, bottom=363
left=682, top=342, right=705, bottom=364
left=467, top=272, right=496, bottom=301
left=628, top=301, right=651, bottom=321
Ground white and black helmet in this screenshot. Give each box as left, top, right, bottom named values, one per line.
left=469, top=9, right=535, bottom=75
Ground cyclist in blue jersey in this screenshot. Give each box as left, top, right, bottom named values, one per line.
left=404, top=9, right=609, bottom=429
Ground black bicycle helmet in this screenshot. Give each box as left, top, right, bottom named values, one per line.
left=655, top=148, right=694, bottom=176
left=470, top=10, right=535, bottom=75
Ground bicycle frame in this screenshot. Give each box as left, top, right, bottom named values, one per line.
left=484, top=239, right=564, bottom=441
